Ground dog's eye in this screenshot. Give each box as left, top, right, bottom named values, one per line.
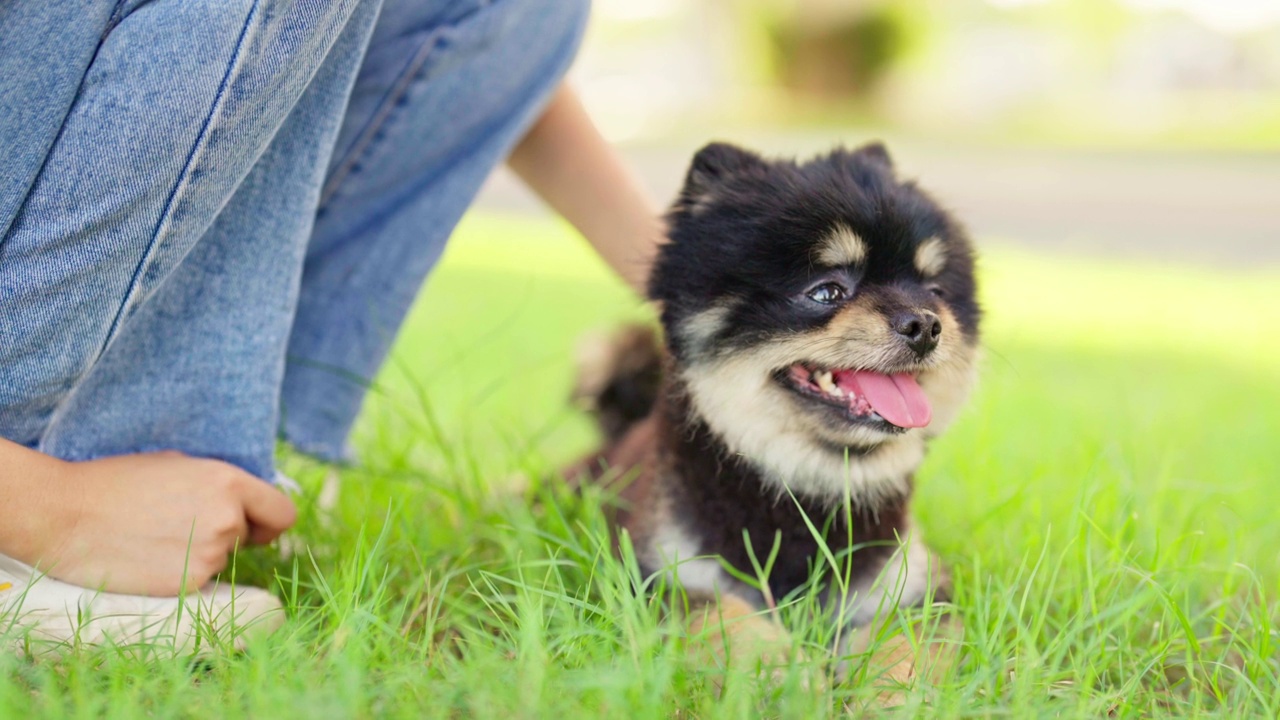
left=927, top=285, right=946, bottom=299
left=806, top=282, right=848, bottom=305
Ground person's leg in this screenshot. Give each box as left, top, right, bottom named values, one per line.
left=0, top=0, right=385, bottom=653
left=37, top=0, right=388, bottom=480
left=0, top=1, right=117, bottom=240
left=0, top=0, right=383, bottom=479
left=278, top=0, right=591, bottom=461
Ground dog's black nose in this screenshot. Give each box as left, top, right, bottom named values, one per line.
left=893, top=310, right=941, bottom=356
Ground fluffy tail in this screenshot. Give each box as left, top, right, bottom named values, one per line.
left=572, top=324, right=664, bottom=442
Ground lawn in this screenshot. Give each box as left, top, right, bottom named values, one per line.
left=3, top=213, right=1278, bottom=718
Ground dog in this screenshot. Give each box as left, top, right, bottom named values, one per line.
left=569, top=141, right=980, bottom=696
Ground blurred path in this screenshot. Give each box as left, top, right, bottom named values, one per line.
left=476, top=137, right=1280, bottom=268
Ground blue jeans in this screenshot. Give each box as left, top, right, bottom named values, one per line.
left=0, top=0, right=588, bottom=479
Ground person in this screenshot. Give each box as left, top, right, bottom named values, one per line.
left=0, top=0, right=661, bottom=652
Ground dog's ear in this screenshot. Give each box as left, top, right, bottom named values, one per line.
left=682, top=142, right=766, bottom=199
left=852, top=141, right=894, bottom=170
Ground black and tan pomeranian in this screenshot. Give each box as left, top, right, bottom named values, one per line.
left=571, top=141, right=980, bottom=691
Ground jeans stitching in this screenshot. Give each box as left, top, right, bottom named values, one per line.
left=317, top=31, right=441, bottom=211
left=89, top=0, right=263, bottom=366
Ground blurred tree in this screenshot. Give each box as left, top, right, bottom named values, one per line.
left=759, top=0, right=916, bottom=99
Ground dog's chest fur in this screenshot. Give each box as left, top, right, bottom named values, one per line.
left=592, top=387, right=910, bottom=605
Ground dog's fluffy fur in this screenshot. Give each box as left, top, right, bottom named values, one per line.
left=570, top=141, right=980, bottom=681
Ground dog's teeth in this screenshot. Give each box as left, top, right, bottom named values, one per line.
left=815, top=370, right=840, bottom=396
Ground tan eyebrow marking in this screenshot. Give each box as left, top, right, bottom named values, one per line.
left=816, top=224, right=867, bottom=266
left=914, top=236, right=947, bottom=277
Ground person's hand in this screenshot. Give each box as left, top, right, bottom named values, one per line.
left=13, top=450, right=296, bottom=596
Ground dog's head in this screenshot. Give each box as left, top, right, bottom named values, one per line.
left=651, top=142, right=980, bottom=502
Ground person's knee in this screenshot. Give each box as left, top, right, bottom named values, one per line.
left=501, top=0, right=591, bottom=78
left=531, top=0, right=591, bottom=46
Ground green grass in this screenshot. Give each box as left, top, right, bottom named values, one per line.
left=4, top=213, right=1279, bottom=718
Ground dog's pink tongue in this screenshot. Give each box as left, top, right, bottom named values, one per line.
left=836, top=371, right=932, bottom=428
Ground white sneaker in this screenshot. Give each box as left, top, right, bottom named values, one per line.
left=0, top=553, right=284, bottom=656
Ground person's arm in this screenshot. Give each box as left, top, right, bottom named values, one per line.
left=0, top=437, right=295, bottom=595
left=507, top=83, right=664, bottom=294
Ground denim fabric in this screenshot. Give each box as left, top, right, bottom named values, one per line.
left=0, top=0, right=589, bottom=479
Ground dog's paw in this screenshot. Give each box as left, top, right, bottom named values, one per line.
left=840, top=613, right=961, bottom=711
left=687, top=595, right=826, bottom=693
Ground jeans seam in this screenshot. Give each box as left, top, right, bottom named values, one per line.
left=317, top=31, right=442, bottom=211
left=90, top=0, right=263, bottom=366
left=103, top=0, right=145, bottom=37
left=0, top=0, right=137, bottom=256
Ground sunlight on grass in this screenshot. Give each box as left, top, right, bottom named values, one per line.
left=3, top=212, right=1277, bottom=717
left=359, top=212, right=1280, bottom=715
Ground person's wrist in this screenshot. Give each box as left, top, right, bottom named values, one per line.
left=0, top=450, right=78, bottom=566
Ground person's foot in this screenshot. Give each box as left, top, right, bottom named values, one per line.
left=0, top=553, right=284, bottom=656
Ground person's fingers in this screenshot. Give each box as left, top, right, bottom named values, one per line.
left=247, top=523, right=284, bottom=545
left=230, top=513, right=251, bottom=549
left=183, top=572, right=207, bottom=595
left=236, top=476, right=298, bottom=544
